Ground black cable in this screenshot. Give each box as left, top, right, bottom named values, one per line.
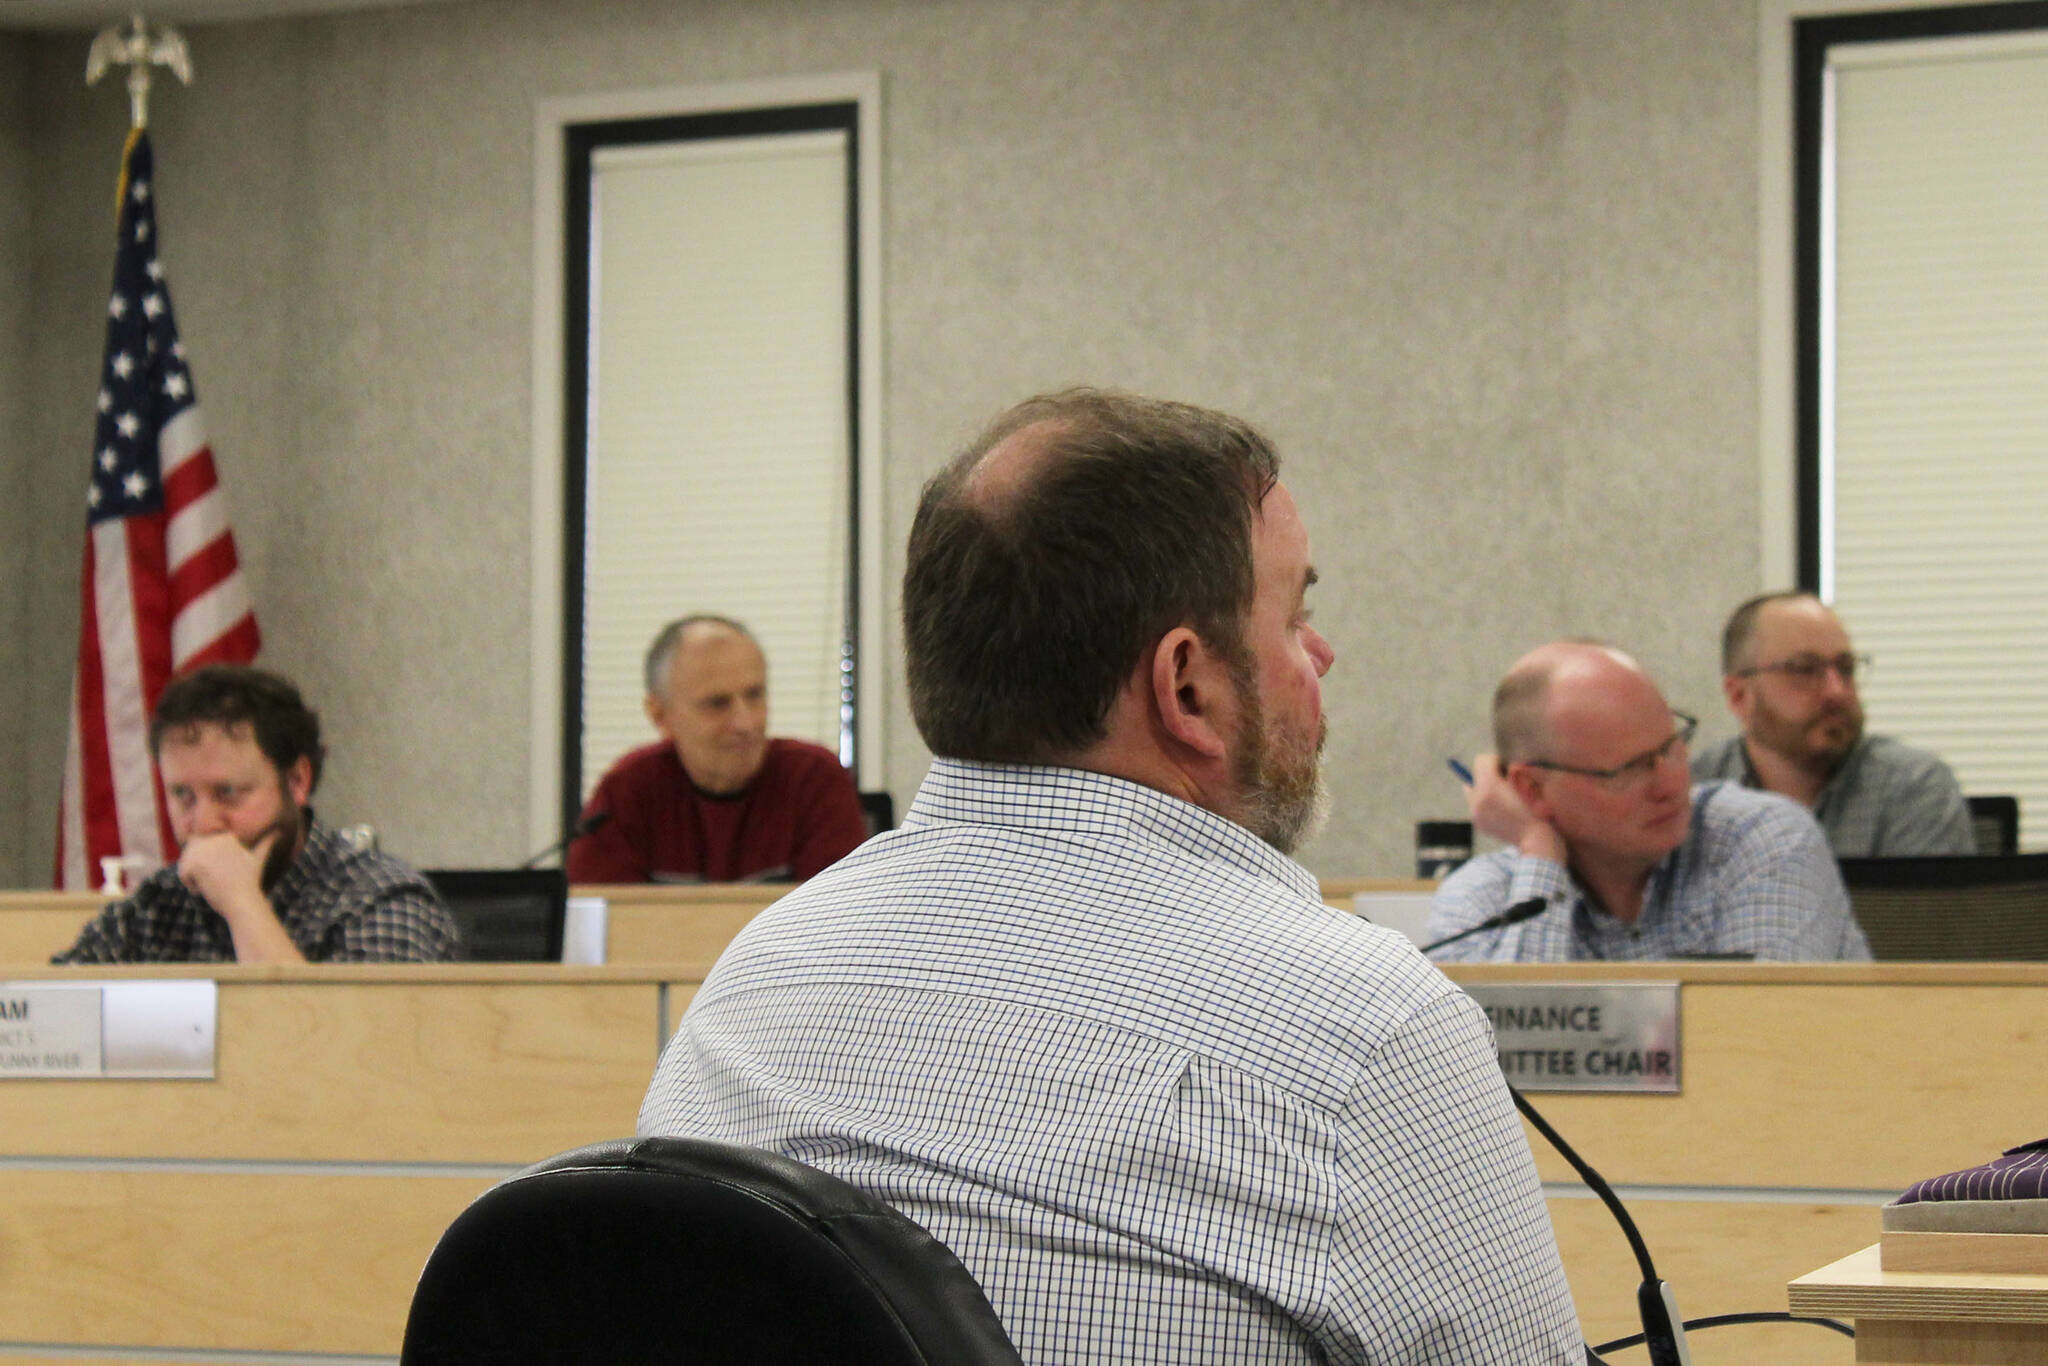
left=1511, top=1086, right=1690, bottom=1365
left=1592, top=1311, right=1855, bottom=1354
left=1511, top=1087, right=1659, bottom=1283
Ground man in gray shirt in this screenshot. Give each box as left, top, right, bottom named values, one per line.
left=1691, top=592, right=1974, bottom=857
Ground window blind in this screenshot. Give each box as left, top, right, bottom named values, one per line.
left=1826, top=31, right=2048, bottom=849
left=580, top=131, right=851, bottom=802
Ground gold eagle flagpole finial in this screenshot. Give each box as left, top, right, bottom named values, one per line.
left=86, top=12, right=192, bottom=130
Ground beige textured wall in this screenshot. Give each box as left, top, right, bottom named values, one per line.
left=1, top=36, right=33, bottom=886
left=6, top=0, right=1762, bottom=884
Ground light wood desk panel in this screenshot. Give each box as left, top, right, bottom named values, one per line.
left=1449, top=963, right=2048, bottom=1193
left=1791, top=1242, right=2048, bottom=1364
left=0, top=966, right=673, bottom=1162
left=3, top=924, right=2035, bottom=1360
left=0, top=964, right=697, bottom=1359
left=0, top=1169, right=486, bottom=1356
left=0, top=891, right=108, bottom=961
left=589, top=883, right=784, bottom=965
left=1552, top=1196, right=1870, bottom=1365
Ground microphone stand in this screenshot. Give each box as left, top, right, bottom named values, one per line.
left=1415, top=896, right=1548, bottom=955
left=521, top=810, right=611, bottom=870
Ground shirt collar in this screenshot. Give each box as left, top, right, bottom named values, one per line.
left=1738, top=734, right=1862, bottom=813
left=906, top=757, right=1323, bottom=904
left=1557, top=783, right=1712, bottom=945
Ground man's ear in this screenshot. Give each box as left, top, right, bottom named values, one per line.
left=1722, top=672, right=1752, bottom=724
left=1148, top=626, right=1232, bottom=761
left=643, top=693, right=669, bottom=737
left=283, top=755, right=314, bottom=810
left=1506, top=762, right=1551, bottom=822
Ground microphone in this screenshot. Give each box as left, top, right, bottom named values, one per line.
left=1417, top=896, right=1548, bottom=955
left=521, top=810, right=611, bottom=869
left=1513, top=1085, right=1691, bottom=1365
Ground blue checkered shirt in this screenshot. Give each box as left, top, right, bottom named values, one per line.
left=640, top=759, right=1583, bottom=1364
left=1425, top=781, right=1870, bottom=962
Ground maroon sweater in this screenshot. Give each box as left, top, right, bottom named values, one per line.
left=566, top=738, right=867, bottom=884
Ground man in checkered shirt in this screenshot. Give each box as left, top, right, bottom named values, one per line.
left=640, top=389, right=1586, bottom=1362
left=1427, top=641, right=1868, bottom=962
left=54, top=665, right=458, bottom=964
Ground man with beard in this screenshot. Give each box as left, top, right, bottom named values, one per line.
left=1427, top=641, right=1868, bottom=962
left=54, top=665, right=457, bottom=964
left=1691, top=592, right=1973, bottom=857
left=639, top=390, right=1587, bottom=1363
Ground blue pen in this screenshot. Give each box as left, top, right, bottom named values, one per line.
left=1446, top=758, right=1474, bottom=786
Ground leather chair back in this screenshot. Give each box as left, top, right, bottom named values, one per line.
left=401, top=1136, right=1023, bottom=1365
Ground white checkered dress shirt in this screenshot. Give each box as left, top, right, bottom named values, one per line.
left=1426, top=781, right=1870, bottom=962
left=641, top=760, right=1583, bottom=1363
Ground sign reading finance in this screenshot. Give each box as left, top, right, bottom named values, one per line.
left=0, top=981, right=216, bottom=1079
left=1461, top=982, right=1680, bottom=1093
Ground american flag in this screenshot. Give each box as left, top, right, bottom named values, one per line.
left=56, top=131, right=260, bottom=890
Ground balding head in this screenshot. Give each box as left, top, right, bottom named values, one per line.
left=1493, top=640, right=1645, bottom=763
left=644, top=614, right=756, bottom=697
left=903, top=388, right=1279, bottom=763
left=960, top=417, right=1068, bottom=514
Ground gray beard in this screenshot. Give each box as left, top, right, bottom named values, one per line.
left=1234, top=704, right=1330, bottom=856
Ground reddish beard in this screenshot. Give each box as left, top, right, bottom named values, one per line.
left=256, top=805, right=304, bottom=892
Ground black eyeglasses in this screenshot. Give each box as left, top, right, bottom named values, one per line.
left=1733, top=653, right=1870, bottom=687
left=1523, top=712, right=1697, bottom=791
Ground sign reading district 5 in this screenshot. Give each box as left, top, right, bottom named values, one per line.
left=0, top=981, right=216, bottom=1080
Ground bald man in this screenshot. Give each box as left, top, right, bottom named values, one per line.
left=566, top=615, right=868, bottom=883
left=1691, top=592, right=1973, bottom=857
left=1426, top=641, right=1869, bottom=962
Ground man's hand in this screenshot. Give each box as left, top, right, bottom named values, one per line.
left=1465, top=753, right=1568, bottom=864
left=177, top=829, right=274, bottom=917
left=177, top=828, right=305, bottom=963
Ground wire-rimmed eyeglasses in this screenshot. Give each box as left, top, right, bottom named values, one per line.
left=1733, top=653, right=1870, bottom=688
left=1522, top=712, right=1697, bottom=790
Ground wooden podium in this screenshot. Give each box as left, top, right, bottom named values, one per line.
left=1792, top=1243, right=2048, bottom=1363
left=1785, top=1236, right=2048, bottom=1366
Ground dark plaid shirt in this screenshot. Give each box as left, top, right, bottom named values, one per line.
left=53, top=820, right=459, bottom=964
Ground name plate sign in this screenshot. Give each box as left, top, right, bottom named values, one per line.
left=0, top=981, right=216, bottom=1079
left=1462, top=982, right=1680, bottom=1093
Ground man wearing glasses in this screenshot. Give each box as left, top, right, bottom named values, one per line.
left=1426, top=640, right=1868, bottom=962
left=1690, top=592, right=1973, bottom=857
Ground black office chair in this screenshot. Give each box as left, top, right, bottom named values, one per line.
left=424, top=868, right=568, bottom=962
left=858, top=790, right=896, bottom=837
left=1966, top=794, right=2020, bottom=857
left=401, top=1136, right=1022, bottom=1365
left=1838, top=852, right=2048, bottom=960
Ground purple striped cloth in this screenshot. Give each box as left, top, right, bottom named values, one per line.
left=1897, top=1139, right=2048, bottom=1206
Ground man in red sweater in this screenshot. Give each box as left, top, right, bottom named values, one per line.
left=567, top=615, right=869, bottom=883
